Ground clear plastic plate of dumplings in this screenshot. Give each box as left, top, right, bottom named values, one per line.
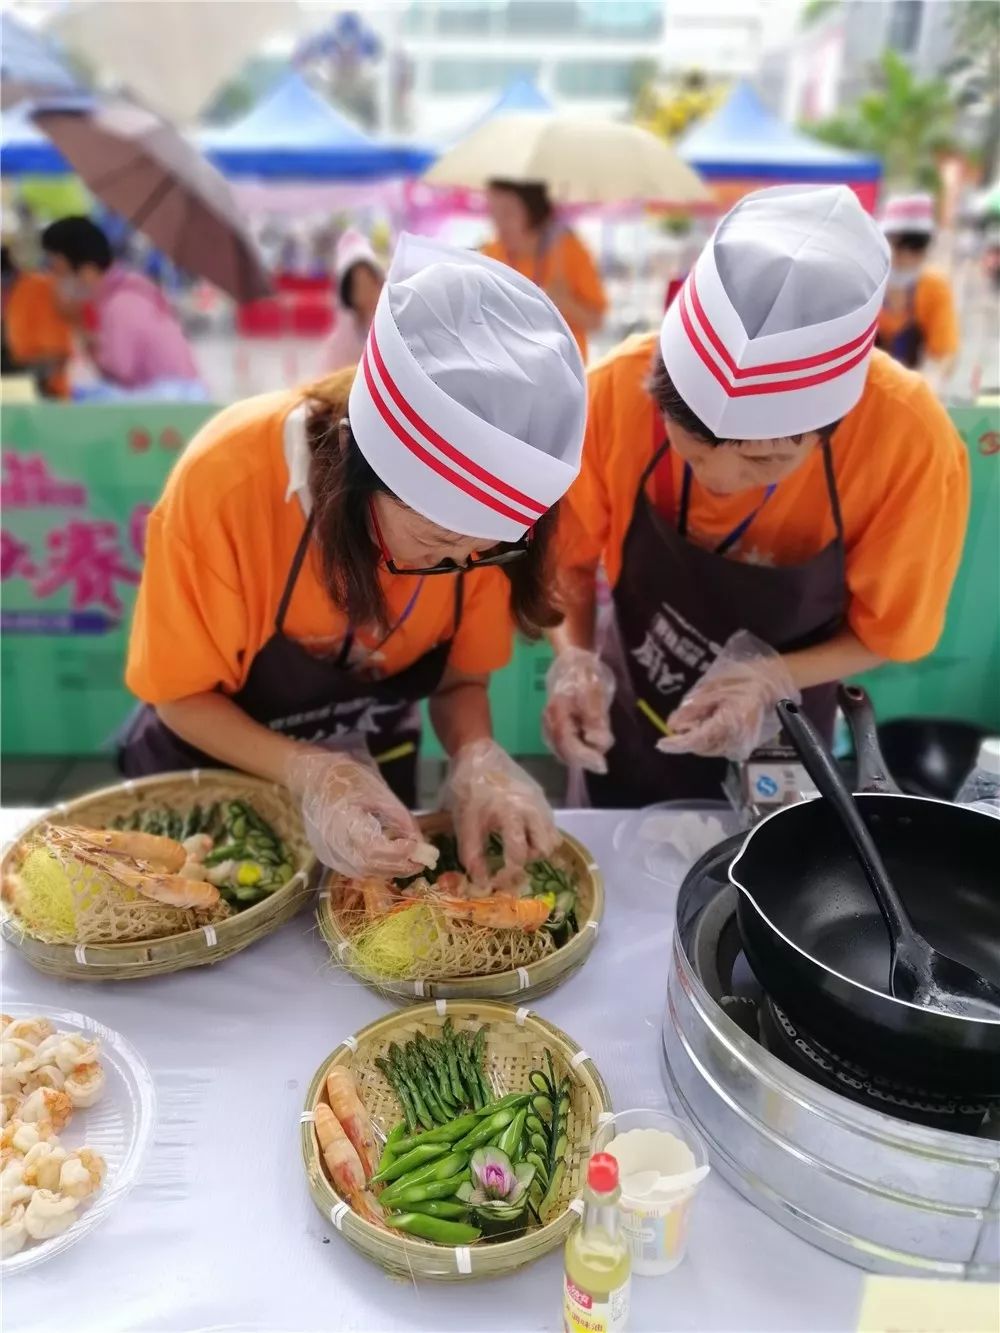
left=1, top=1003, right=155, bottom=1273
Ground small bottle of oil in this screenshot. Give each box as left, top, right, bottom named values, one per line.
left=563, top=1152, right=631, bottom=1333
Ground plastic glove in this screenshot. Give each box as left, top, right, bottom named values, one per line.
left=542, top=647, right=616, bottom=774
left=656, top=630, right=800, bottom=761
left=441, top=739, right=558, bottom=885
left=285, top=749, right=429, bottom=879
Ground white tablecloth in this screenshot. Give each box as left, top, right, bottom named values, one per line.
left=2, top=808, right=862, bottom=1333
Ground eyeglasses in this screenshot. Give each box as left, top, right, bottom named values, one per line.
left=368, top=498, right=532, bottom=576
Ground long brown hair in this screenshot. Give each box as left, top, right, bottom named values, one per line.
left=300, top=368, right=563, bottom=639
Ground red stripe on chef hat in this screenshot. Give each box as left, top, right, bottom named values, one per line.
left=361, top=327, right=545, bottom=528
left=679, top=271, right=879, bottom=398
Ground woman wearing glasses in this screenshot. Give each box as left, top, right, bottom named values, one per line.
left=121, top=236, right=586, bottom=883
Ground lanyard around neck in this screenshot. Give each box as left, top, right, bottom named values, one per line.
left=677, top=462, right=778, bottom=556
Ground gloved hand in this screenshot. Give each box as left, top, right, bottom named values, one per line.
left=656, top=630, right=800, bottom=761
left=441, top=739, right=558, bottom=885
left=285, top=748, right=430, bottom=879
left=542, top=647, right=615, bottom=774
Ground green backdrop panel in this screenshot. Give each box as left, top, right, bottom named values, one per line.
left=2, top=401, right=997, bottom=759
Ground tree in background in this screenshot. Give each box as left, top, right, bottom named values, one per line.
left=945, top=0, right=1000, bottom=180
left=633, top=69, right=725, bottom=143
left=808, top=50, right=956, bottom=190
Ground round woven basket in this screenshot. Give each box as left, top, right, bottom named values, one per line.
left=316, top=814, right=604, bottom=1004
left=0, top=771, right=317, bottom=981
left=302, top=1000, right=611, bottom=1280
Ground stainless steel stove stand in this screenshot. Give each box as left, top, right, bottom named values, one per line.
left=663, top=929, right=1000, bottom=1277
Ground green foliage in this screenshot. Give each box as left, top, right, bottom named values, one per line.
left=807, top=50, right=957, bottom=190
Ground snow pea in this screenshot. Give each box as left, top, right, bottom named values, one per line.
left=402, top=1199, right=471, bottom=1220
left=394, top=1112, right=481, bottom=1155
left=380, top=1174, right=470, bottom=1208
left=376, top=1123, right=406, bottom=1176
left=452, top=1107, right=514, bottom=1152
left=496, top=1107, right=527, bottom=1160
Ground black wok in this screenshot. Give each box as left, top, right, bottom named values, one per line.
left=876, top=717, right=984, bottom=800
left=730, top=684, right=1000, bottom=1091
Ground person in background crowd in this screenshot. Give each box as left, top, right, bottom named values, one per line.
left=545, top=185, right=969, bottom=807
left=319, top=229, right=384, bottom=373
left=122, top=235, right=586, bottom=885
left=40, top=216, right=201, bottom=392
left=482, top=180, right=607, bottom=362
left=1, top=244, right=73, bottom=397
left=876, top=192, right=959, bottom=392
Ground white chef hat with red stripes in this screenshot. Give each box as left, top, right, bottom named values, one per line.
left=880, top=191, right=936, bottom=236
left=348, top=232, right=586, bottom=542
left=660, top=185, right=890, bottom=441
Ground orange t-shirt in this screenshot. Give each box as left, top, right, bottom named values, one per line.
left=559, top=336, right=970, bottom=662
left=126, top=391, right=516, bottom=705
left=4, top=271, right=73, bottom=398
left=480, top=229, right=607, bottom=362
left=877, top=267, right=960, bottom=361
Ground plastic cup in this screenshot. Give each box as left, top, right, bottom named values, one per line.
left=591, top=1108, right=708, bottom=1276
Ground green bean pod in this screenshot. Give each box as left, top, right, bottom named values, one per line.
left=386, top=1213, right=481, bottom=1245
left=394, top=1112, right=481, bottom=1155
left=452, top=1107, right=514, bottom=1152
left=401, top=1199, right=471, bottom=1220
left=377, top=1123, right=406, bottom=1175
left=496, top=1107, right=526, bottom=1160
left=379, top=1173, right=470, bottom=1208
left=379, top=1151, right=468, bottom=1202
left=369, top=1142, right=446, bottom=1186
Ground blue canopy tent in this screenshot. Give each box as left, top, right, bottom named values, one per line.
left=0, top=11, right=83, bottom=110
left=0, top=103, right=69, bottom=175
left=444, top=77, right=552, bottom=146
left=678, top=82, right=881, bottom=208
left=200, top=72, right=433, bottom=181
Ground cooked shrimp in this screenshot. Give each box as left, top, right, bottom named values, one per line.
left=413, top=840, right=440, bottom=870
left=0, top=1095, right=22, bottom=1129
left=63, top=825, right=186, bottom=873
left=360, top=878, right=398, bottom=919
left=325, top=1068, right=377, bottom=1180
left=63, top=1063, right=104, bottom=1109
left=181, top=833, right=213, bottom=862
left=33, top=1034, right=98, bottom=1076
left=1, top=1038, right=36, bottom=1072
left=1, top=1119, right=46, bottom=1159
left=59, top=1149, right=105, bottom=1201
left=18, top=1088, right=73, bottom=1134
left=0, top=1157, right=32, bottom=1219
left=313, top=1103, right=382, bottom=1226
left=0, top=1203, right=26, bottom=1257
left=2, top=1017, right=54, bottom=1046
left=23, top=1189, right=79, bottom=1240
left=430, top=892, right=551, bottom=933
left=22, top=1064, right=65, bottom=1095
left=105, top=863, right=220, bottom=910
left=21, top=1140, right=66, bottom=1191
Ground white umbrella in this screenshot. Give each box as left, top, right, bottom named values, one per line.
left=423, top=111, right=708, bottom=207
left=53, top=1, right=295, bottom=126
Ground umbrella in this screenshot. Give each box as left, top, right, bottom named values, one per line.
left=1, top=11, right=83, bottom=109
left=422, top=111, right=708, bottom=207
left=32, top=98, right=271, bottom=303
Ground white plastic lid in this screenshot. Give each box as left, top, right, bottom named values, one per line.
left=975, top=737, right=1000, bottom=774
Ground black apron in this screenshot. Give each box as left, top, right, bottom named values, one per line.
left=119, top=514, right=463, bottom=806
left=586, top=416, right=846, bottom=807
left=877, top=284, right=923, bottom=369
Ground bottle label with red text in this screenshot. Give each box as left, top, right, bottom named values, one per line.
left=563, top=1274, right=631, bottom=1333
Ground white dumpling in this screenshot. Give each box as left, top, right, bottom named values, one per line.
left=24, top=1189, right=79, bottom=1240
left=0, top=1203, right=27, bottom=1257
left=63, top=1063, right=104, bottom=1109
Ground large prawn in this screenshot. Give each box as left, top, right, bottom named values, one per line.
left=426, top=892, right=551, bottom=933
left=313, top=1104, right=382, bottom=1226
left=325, top=1068, right=378, bottom=1180
left=47, top=826, right=220, bottom=911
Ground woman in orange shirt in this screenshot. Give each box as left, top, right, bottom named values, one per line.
left=875, top=193, right=959, bottom=392
left=544, top=186, right=969, bottom=805
left=481, top=181, right=607, bottom=361
left=123, top=235, right=587, bottom=881
left=1, top=247, right=73, bottom=398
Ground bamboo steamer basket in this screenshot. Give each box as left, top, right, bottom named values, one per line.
left=302, top=1000, right=612, bottom=1280
left=316, top=813, right=604, bottom=1003
left=0, top=771, right=317, bottom=981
